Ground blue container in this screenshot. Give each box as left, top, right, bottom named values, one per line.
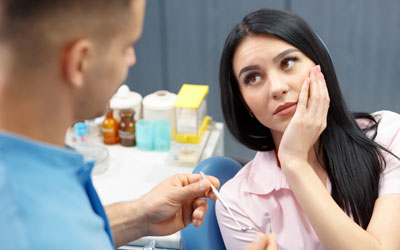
left=135, top=120, right=154, bottom=151
left=73, top=122, right=88, bottom=142
left=154, top=120, right=171, bottom=152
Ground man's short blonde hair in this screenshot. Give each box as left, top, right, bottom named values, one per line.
left=0, top=0, right=133, bottom=68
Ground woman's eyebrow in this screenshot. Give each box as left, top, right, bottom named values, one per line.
left=238, top=65, right=261, bottom=78
left=238, top=48, right=300, bottom=78
left=272, top=48, right=300, bottom=63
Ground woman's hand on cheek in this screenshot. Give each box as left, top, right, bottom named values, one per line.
left=278, top=65, right=330, bottom=165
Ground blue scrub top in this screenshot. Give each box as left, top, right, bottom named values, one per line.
left=0, top=132, right=114, bottom=250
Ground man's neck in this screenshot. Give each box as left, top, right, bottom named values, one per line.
left=0, top=81, right=74, bottom=147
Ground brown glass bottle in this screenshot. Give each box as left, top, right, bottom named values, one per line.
left=102, top=108, right=120, bottom=145
left=119, top=109, right=136, bottom=147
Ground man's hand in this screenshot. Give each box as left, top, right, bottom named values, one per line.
left=139, top=173, right=220, bottom=236
left=246, top=233, right=278, bottom=250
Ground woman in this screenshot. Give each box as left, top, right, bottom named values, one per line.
left=216, top=8, right=400, bottom=250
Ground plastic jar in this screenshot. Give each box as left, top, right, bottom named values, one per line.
left=110, top=85, right=142, bottom=122
left=142, top=90, right=177, bottom=134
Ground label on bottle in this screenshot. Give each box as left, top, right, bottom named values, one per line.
left=119, top=130, right=135, bottom=139
left=102, top=128, right=116, bottom=133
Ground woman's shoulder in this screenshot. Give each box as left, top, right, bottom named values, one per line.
left=372, top=110, right=400, bottom=147
left=219, top=157, right=254, bottom=196
left=370, top=111, right=400, bottom=197
left=219, top=151, right=275, bottom=199
left=372, top=110, right=400, bottom=123
left=356, top=110, right=400, bottom=147
left=357, top=110, right=400, bottom=127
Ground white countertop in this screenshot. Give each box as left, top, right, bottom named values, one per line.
left=91, top=122, right=224, bottom=249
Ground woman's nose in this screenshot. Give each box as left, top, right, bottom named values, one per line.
left=268, top=73, right=289, bottom=99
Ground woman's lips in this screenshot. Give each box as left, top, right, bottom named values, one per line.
left=274, top=102, right=297, bottom=116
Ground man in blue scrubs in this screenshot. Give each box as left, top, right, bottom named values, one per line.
left=0, top=0, right=221, bottom=249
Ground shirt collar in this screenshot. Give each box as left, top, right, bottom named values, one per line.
left=0, top=132, right=85, bottom=172
left=246, top=150, right=333, bottom=195
left=246, top=151, right=291, bottom=195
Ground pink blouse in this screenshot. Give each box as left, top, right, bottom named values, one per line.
left=216, top=110, right=400, bottom=250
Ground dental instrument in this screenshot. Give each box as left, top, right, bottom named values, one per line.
left=199, top=171, right=254, bottom=232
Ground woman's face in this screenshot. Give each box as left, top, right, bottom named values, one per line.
left=233, top=34, right=316, bottom=135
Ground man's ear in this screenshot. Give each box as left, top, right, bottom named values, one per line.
left=61, top=39, right=93, bottom=89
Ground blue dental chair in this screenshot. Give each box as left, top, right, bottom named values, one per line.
left=181, top=156, right=242, bottom=250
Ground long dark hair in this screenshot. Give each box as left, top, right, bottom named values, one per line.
left=219, top=8, right=392, bottom=229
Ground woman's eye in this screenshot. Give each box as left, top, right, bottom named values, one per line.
left=244, top=73, right=263, bottom=85
left=281, top=57, right=298, bottom=70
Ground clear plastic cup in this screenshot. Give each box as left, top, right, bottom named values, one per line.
left=73, top=143, right=109, bottom=176
left=135, top=120, right=154, bottom=151
left=154, top=120, right=171, bottom=152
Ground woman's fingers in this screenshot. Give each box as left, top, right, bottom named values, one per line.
left=318, top=71, right=329, bottom=128
left=313, top=69, right=329, bottom=130
left=308, top=65, right=322, bottom=115
left=297, top=76, right=311, bottom=115
left=319, top=71, right=330, bottom=115
left=303, top=65, right=329, bottom=130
